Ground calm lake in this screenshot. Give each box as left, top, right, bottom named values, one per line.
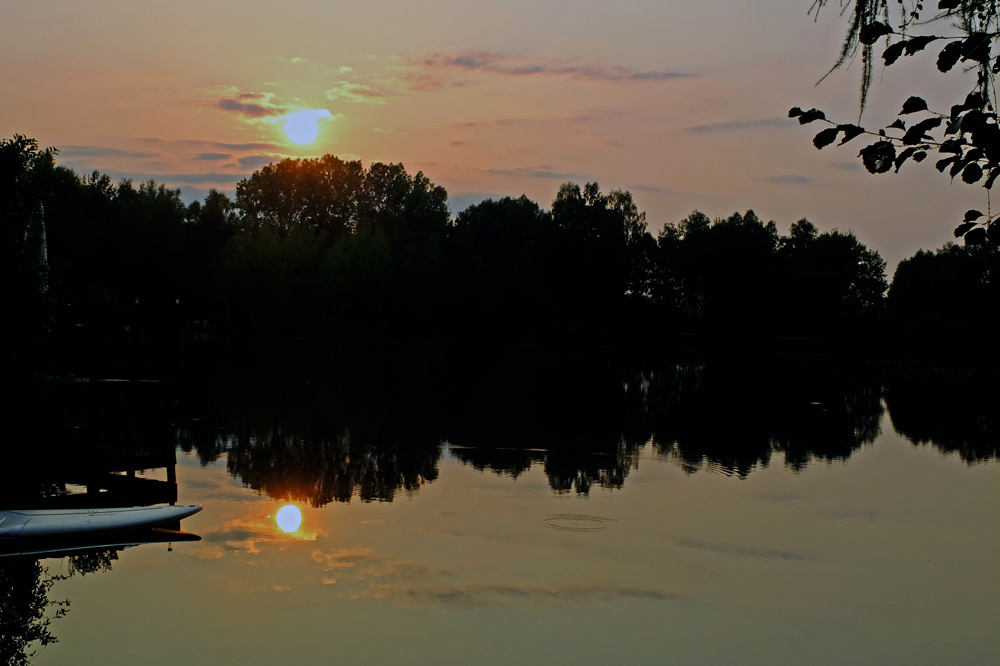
left=5, top=352, right=999, bottom=666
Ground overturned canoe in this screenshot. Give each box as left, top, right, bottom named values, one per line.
left=0, top=504, right=202, bottom=540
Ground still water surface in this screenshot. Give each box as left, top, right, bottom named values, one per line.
left=5, top=355, right=998, bottom=665
left=32, top=425, right=999, bottom=665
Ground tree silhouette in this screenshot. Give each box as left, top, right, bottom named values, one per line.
left=652, top=210, right=886, bottom=333
left=3, top=135, right=908, bottom=345
left=887, top=240, right=999, bottom=339
left=0, top=136, right=55, bottom=380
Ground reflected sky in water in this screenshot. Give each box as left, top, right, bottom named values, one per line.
left=31, top=428, right=999, bottom=666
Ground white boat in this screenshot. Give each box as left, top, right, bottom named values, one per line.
left=0, top=504, right=202, bottom=540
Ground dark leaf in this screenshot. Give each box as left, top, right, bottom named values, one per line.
left=936, top=155, right=958, bottom=172
left=938, top=0, right=961, bottom=8
left=987, top=222, right=1000, bottom=243
left=837, top=124, right=866, bottom=144
left=888, top=119, right=906, bottom=130
left=950, top=158, right=967, bottom=178
left=962, top=162, right=984, bottom=183
left=859, top=22, right=893, bottom=45
left=939, top=138, right=966, bottom=154
left=902, top=117, right=942, bottom=144
left=797, top=108, right=826, bottom=124
left=904, top=36, right=940, bottom=55
left=946, top=116, right=963, bottom=134
left=954, top=222, right=977, bottom=237
left=883, top=41, right=907, bottom=66
left=912, top=150, right=928, bottom=162
left=961, top=109, right=987, bottom=136
left=813, top=127, right=840, bottom=149
left=968, top=120, right=1000, bottom=159
left=937, top=40, right=964, bottom=72
left=965, top=148, right=985, bottom=162
left=964, top=209, right=984, bottom=222
left=962, top=34, right=991, bottom=65
left=900, top=96, right=928, bottom=114
left=985, top=167, right=1000, bottom=189
left=859, top=141, right=896, bottom=174
left=894, top=146, right=917, bottom=172
left=965, top=227, right=988, bottom=244
left=963, top=92, right=985, bottom=110
left=788, top=107, right=803, bottom=118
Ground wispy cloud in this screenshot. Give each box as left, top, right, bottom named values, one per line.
left=216, top=93, right=286, bottom=119
left=325, top=81, right=389, bottom=104
left=487, top=166, right=589, bottom=180
left=687, top=118, right=790, bottom=133
left=193, top=152, right=231, bottom=161
left=766, top=175, right=812, bottom=185
left=628, top=183, right=675, bottom=194
left=418, top=51, right=691, bottom=83
left=140, top=138, right=284, bottom=152
left=832, top=160, right=862, bottom=171
left=394, top=72, right=470, bottom=92
left=147, top=172, right=251, bottom=185
left=237, top=154, right=277, bottom=170
left=59, top=145, right=156, bottom=159
left=64, top=167, right=252, bottom=185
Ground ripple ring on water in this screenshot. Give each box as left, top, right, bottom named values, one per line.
left=543, top=514, right=615, bottom=532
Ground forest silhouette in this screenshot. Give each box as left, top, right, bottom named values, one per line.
left=5, top=134, right=997, bottom=367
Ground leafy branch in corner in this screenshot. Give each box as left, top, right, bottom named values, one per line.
left=800, top=0, right=1000, bottom=244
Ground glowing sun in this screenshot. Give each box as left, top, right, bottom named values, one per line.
left=275, top=505, right=303, bottom=533
left=279, top=109, right=333, bottom=145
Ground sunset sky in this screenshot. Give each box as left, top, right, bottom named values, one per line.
left=1, top=0, right=977, bottom=268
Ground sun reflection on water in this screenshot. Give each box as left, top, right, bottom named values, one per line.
left=276, top=504, right=303, bottom=533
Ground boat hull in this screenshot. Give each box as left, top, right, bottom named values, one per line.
left=0, top=504, right=202, bottom=539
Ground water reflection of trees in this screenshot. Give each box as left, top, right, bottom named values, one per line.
left=0, top=551, right=118, bottom=666
left=176, top=350, right=998, bottom=504
left=443, top=354, right=645, bottom=494
left=451, top=358, right=885, bottom=484
left=176, top=365, right=442, bottom=505
left=637, top=363, right=885, bottom=478
left=885, top=372, right=998, bottom=464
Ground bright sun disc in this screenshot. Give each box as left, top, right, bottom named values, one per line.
left=275, top=505, right=302, bottom=533
left=281, top=109, right=332, bottom=145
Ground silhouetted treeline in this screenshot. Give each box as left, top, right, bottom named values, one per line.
left=887, top=241, right=1000, bottom=353
left=4, top=135, right=999, bottom=365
